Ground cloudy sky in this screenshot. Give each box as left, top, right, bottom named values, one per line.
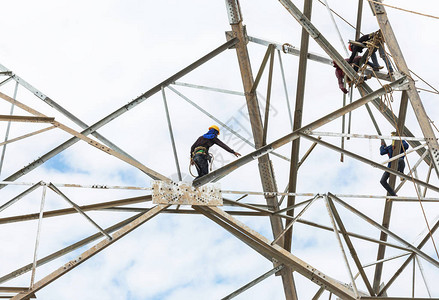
left=0, top=0, right=438, bottom=299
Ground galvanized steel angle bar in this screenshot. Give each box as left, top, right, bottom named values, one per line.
left=275, top=197, right=315, bottom=215
left=361, top=252, right=411, bottom=269
left=415, top=255, right=432, bottom=297
left=10, top=204, right=170, bottom=300
left=0, top=81, right=19, bottom=177
left=261, top=45, right=275, bottom=146
left=286, top=0, right=312, bottom=253
left=250, top=44, right=275, bottom=95
left=222, top=198, right=274, bottom=214
left=328, top=193, right=439, bottom=269
left=171, top=81, right=244, bottom=96
left=0, top=182, right=42, bottom=214
left=326, top=195, right=375, bottom=295
left=48, top=183, right=112, bottom=240
left=324, top=195, right=360, bottom=297
left=30, top=186, right=47, bottom=288
left=248, top=36, right=333, bottom=66
left=277, top=50, right=294, bottom=130
left=378, top=217, right=439, bottom=296
left=221, top=265, right=284, bottom=300
left=0, top=126, right=56, bottom=148
left=161, top=86, right=182, bottom=181
left=271, top=194, right=320, bottom=246
left=296, top=218, right=412, bottom=252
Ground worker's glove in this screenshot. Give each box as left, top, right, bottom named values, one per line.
left=381, top=140, right=386, bottom=146
left=341, top=87, right=348, bottom=94
left=234, top=152, right=242, bottom=158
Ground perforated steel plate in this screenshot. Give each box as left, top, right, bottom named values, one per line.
left=152, top=181, right=222, bottom=206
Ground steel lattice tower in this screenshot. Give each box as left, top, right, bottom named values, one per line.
left=0, top=0, right=438, bottom=299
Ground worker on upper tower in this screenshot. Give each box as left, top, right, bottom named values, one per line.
left=333, top=56, right=373, bottom=94
left=348, top=31, right=382, bottom=71
left=348, top=30, right=394, bottom=75
left=379, top=132, right=409, bottom=196
left=190, top=125, right=241, bottom=180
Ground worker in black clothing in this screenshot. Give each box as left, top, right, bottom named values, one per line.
left=348, top=31, right=382, bottom=71
left=379, top=132, right=409, bottom=196
left=190, top=125, right=241, bottom=179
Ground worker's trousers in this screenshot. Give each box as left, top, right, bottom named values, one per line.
left=380, top=158, right=405, bottom=196
left=193, top=153, right=209, bottom=179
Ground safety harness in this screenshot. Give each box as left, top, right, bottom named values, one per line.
left=189, top=146, right=215, bottom=177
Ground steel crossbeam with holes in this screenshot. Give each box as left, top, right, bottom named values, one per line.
left=152, top=181, right=222, bottom=206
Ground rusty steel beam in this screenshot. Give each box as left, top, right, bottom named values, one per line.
left=285, top=0, right=312, bottom=253
left=225, top=1, right=297, bottom=298
left=0, top=115, right=54, bottom=123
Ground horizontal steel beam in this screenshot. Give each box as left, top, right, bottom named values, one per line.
left=0, top=195, right=150, bottom=224
left=0, top=115, right=54, bottom=123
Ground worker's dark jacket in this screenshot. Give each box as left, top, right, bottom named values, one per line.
left=380, top=141, right=409, bottom=167
left=190, top=136, right=235, bottom=157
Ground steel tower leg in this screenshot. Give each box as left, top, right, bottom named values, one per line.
left=225, top=1, right=297, bottom=299
left=285, top=0, right=312, bottom=253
